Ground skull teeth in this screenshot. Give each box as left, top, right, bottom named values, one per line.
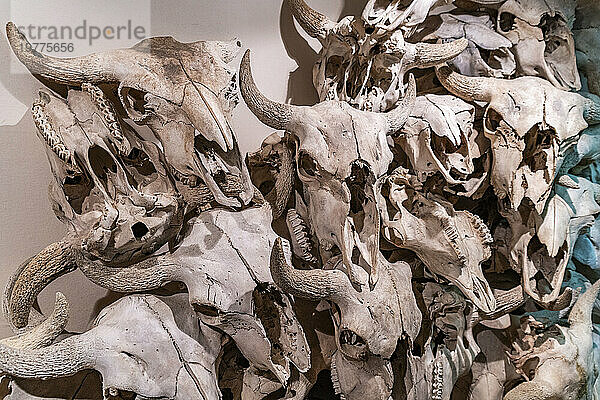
left=286, top=209, right=317, bottom=263
left=81, top=83, right=127, bottom=155
left=464, top=210, right=493, bottom=245
left=31, top=101, right=81, bottom=174
left=170, top=167, right=201, bottom=187
left=431, top=359, right=444, bottom=399
left=330, top=356, right=347, bottom=400
left=441, top=219, right=467, bottom=264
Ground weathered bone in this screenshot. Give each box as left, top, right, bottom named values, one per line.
left=7, top=22, right=254, bottom=208
left=0, top=295, right=222, bottom=399
left=504, top=279, right=600, bottom=399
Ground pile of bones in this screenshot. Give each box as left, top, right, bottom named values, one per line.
left=2, top=0, right=600, bottom=399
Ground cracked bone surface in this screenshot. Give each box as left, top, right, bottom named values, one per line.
left=289, top=0, right=467, bottom=112
left=0, top=295, right=222, bottom=399
left=240, top=48, right=415, bottom=286
left=3, top=0, right=600, bottom=398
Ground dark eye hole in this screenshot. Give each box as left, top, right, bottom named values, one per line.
left=193, top=303, right=221, bottom=318
left=339, top=329, right=368, bottom=361
left=499, top=12, right=515, bottom=32
left=299, top=152, right=318, bottom=178
left=485, top=108, right=502, bottom=132
left=119, top=87, right=151, bottom=121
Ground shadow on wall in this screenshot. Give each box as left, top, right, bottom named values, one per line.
left=279, top=0, right=369, bottom=106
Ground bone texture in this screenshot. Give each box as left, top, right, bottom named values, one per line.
left=2, top=0, right=600, bottom=398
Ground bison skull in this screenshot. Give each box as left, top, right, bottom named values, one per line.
left=7, top=22, right=254, bottom=208
left=377, top=167, right=496, bottom=313
left=270, top=238, right=421, bottom=400
left=240, top=49, right=416, bottom=285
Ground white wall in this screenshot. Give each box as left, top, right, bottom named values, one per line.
left=0, top=0, right=369, bottom=338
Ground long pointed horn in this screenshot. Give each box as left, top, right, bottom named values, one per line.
left=1, top=293, right=69, bottom=350
left=288, top=0, right=335, bottom=40
left=568, top=279, right=600, bottom=328
left=5, top=240, right=80, bottom=329
left=239, top=50, right=299, bottom=130
left=6, top=22, right=110, bottom=84
left=0, top=334, right=92, bottom=379
left=503, top=380, right=558, bottom=400
left=270, top=238, right=350, bottom=301
left=584, top=98, right=600, bottom=125
left=78, top=255, right=177, bottom=293
left=403, top=39, right=468, bottom=70
left=435, top=65, right=495, bottom=103
left=385, top=73, right=416, bottom=133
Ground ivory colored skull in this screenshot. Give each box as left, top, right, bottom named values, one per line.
left=240, top=49, right=416, bottom=285
left=75, top=205, right=311, bottom=389
left=436, top=66, right=600, bottom=302
left=504, top=280, right=600, bottom=400
left=289, top=0, right=467, bottom=112
left=270, top=238, right=421, bottom=400
left=33, top=88, right=182, bottom=266
left=425, top=284, right=480, bottom=400
left=437, top=66, right=599, bottom=215
left=361, top=0, right=442, bottom=32
left=424, top=13, right=516, bottom=78
left=377, top=167, right=496, bottom=312
left=394, top=94, right=487, bottom=194
left=496, top=0, right=580, bottom=91
left=7, top=22, right=254, bottom=208
left=0, top=295, right=222, bottom=399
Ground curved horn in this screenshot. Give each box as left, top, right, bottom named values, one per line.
left=584, top=98, right=600, bottom=125
left=1, top=293, right=69, bottom=350
left=568, top=279, right=600, bottom=328
left=403, top=38, right=468, bottom=70
left=5, top=240, right=80, bottom=329
left=239, top=50, right=300, bottom=130
left=503, top=380, right=557, bottom=400
left=6, top=22, right=110, bottom=84
left=78, top=255, right=177, bottom=293
left=385, top=73, right=416, bottom=133
left=288, top=0, right=335, bottom=40
left=435, top=64, right=495, bottom=103
left=0, top=334, right=92, bottom=379
left=270, top=238, right=350, bottom=301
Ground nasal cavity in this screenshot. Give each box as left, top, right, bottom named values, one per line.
left=88, top=145, right=117, bottom=189
left=131, top=221, right=149, bottom=239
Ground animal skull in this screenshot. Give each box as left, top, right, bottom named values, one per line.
left=0, top=295, right=222, bottom=399
left=270, top=238, right=422, bottom=400
left=504, top=279, right=600, bottom=399
left=75, top=205, right=311, bottom=388
left=394, top=93, right=488, bottom=195
left=425, top=284, right=480, bottom=400
left=240, top=49, right=416, bottom=285
left=289, top=0, right=468, bottom=112
left=423, top=13, right=516, bottom=78
left=362, top=0, right=445, bottom=33
left=7, top=22, right=254, bottom=208
left=496, top=0, right=580, bottom=91
left=436, top=65, right=600, bottom=302
left=5, top=85, right=183, bottom=330
left=377, top=167, right=496, bottom=313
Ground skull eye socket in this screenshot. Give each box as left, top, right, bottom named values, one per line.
left=193, top=303, right=221, bottom=318
left=119, top=86, right=152, bottom=122
left=484, top=108, right=503, bottom=132
left=339, top=329, right=368, bottom=360
left=499, top=12, right=516, bottom=33
left=298, top=152, right=319, bottom=179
